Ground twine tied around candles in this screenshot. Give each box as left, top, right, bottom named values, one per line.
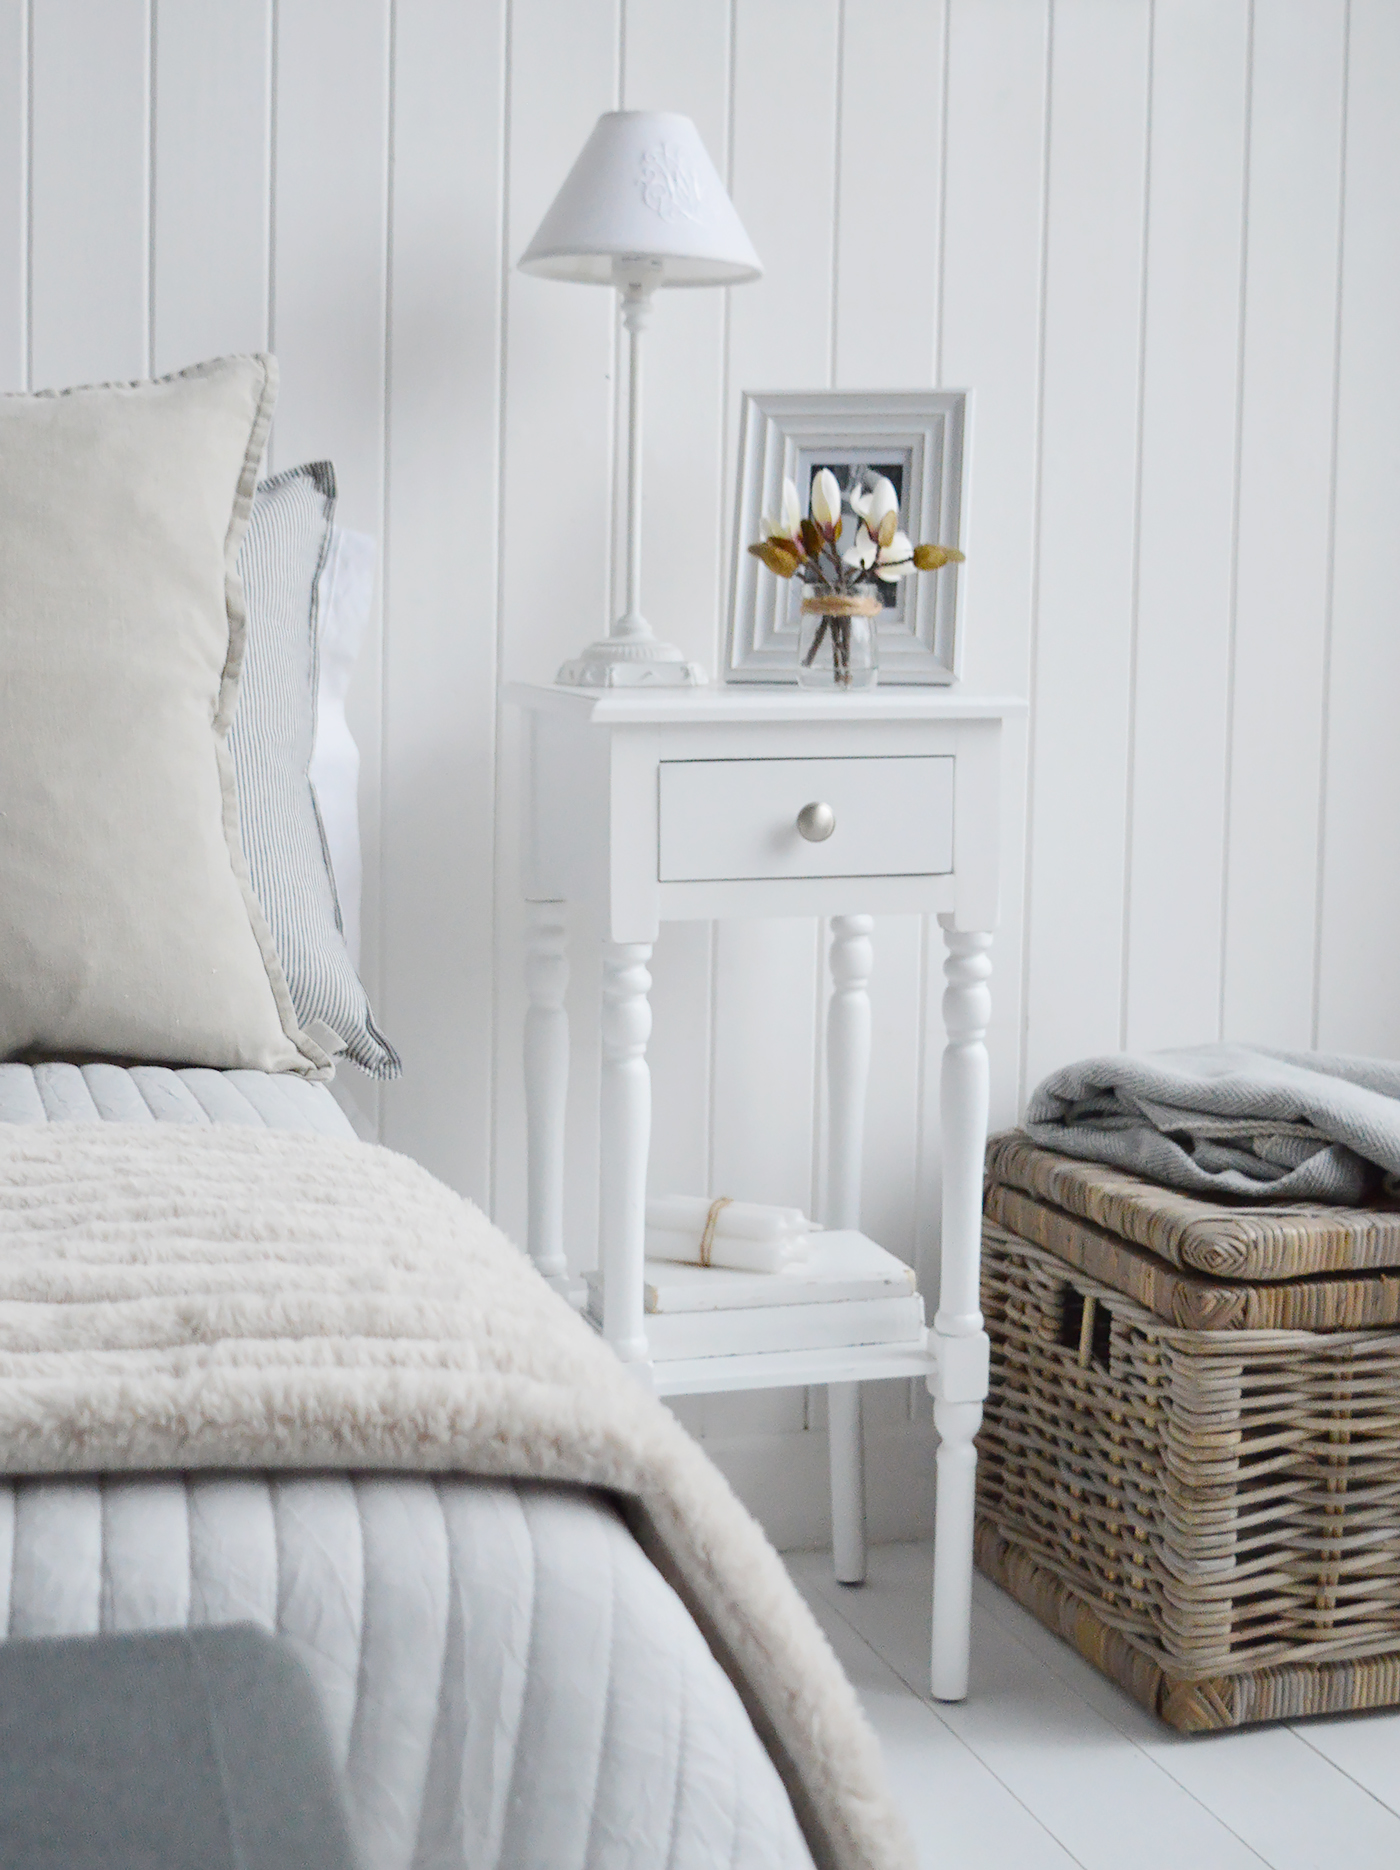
left=698, top=1196, right=734, bottom=1268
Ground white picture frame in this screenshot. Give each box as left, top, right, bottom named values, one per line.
left=724, top=389, right=970, bottom=685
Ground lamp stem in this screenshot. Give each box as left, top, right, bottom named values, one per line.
left=616, top=281, right=654, bottom=644
left=551, top=272, right=703, bottom=685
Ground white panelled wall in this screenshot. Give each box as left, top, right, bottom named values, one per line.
left=3, top=1, right=1397, bottom=1547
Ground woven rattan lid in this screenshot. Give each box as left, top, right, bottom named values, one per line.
left=987, top=1133, right=1400, bottom=1279
left=984, top=1132, right=1400, bottom=1332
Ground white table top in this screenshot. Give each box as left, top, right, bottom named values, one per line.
left=504, top=681, right=1027, bottom=727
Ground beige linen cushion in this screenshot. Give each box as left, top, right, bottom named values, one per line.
left=0, top=354, right=327, bottom=1075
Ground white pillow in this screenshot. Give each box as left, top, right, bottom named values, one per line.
left=0, top=355, right=326, bottom=1077
left=309, top=527, right=375, bottom=971
left=230, top=479, right=397, bottom=1078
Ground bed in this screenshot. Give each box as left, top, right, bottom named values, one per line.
left=0, top=357, right=910, bottom=1870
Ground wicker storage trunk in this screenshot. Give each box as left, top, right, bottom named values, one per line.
left=976, top=1137, right=1400, bottom=1733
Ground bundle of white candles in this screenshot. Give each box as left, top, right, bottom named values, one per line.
left=644, top=1196, right=816, bottom=1274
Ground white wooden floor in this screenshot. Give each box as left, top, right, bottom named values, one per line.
left=787, top=1543, right=1400, bottom=1870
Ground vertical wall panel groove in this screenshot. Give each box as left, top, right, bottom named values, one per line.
left=1013, top=0, right=1054, bottom=1116
left=1021, top=0, right=1152, bottom=1094
left=1314, top=0, right=1400, bottom=1056
left=1222, top=0, right=1347, bottom=1046
left=379, top=0, right=395, bottom=1089
left=271, top=0, right=392, bottom=1141
left=833, top=0, right=944, bottom=391
left=266, top=0, right=278, bottom=351
left=1123, top=0, right=1251, bottom=1054
left=810, top=923, right=826, bottom=1229
left=603, top=9, right=621, bottom=660
left=0, top=0, right=26, bottom=390
left=1116, top=1, right=1156, bottom=1051
left=486, top=0, right=515, bottom=1220
left=381, top=0, right=507, bottom=1202
left=23, top=0, right=31, bottom=387
left=30, top=0, right=151, bottom=388
left=1217, top=0, right=1256, bottom=1043
left=933, top=0, right=952, bottom=384
left=1309, top=0, right=1351, bottom=1050
left=151, top=0, right=272, bottom=373
left=828, top=0, right=845, bottom=388
left=146, top=0, right=156, bottom=377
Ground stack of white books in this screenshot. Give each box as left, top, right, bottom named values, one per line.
left=585, top=1230, right=926, bottom=1360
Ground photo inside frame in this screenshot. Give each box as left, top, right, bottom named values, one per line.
left=793, top=445, right=915, bottom=616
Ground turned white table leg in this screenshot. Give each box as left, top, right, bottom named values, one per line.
left=600, top=941, right=654, bottom=1378
left=930, top=920, right=993, bottom=1700
left=826, top=913, right=873, bottom=1585
left=523, top=901, right=569, bottom=1282
left=828, top=1383, right=865, bottom=1583
left=826, top=915, right=872, bottom=1231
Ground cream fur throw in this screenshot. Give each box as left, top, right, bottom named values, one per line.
left=0, top=1124, right=912, bottom=1870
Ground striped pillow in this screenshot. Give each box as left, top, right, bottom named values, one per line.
left=228, top=464, right=399, bottom=1079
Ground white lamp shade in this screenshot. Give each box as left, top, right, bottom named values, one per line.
left=519, top=111, right=761, bottom=287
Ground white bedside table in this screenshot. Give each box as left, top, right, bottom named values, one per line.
left=507, top=682, right=1021, bottom=1701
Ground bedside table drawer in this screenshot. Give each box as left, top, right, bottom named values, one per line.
left=657, top=755, right=954, bottom=882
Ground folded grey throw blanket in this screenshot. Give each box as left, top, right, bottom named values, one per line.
left=1025, top=1045, right=1400, bottom=1202
left=0, top=1124, right=911, bottom=1870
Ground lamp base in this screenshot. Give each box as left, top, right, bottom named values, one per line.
left=556, top=638, right=708, bottom=688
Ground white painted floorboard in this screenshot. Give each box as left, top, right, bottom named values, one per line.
left=788, top=1544, right=1400, bottom=1870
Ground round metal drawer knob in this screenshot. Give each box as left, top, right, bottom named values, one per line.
left=796, top=801, right=836, bottom=842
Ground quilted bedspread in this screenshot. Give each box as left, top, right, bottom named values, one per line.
left=0, top=1470, right=812, bottom=1870
left=0, top=1076, right=911, bottom=1870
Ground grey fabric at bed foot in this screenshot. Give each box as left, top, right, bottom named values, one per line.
left=0, top=1624, right=360, bottom=1870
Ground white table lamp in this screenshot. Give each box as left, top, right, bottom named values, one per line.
left=520, top=111, right=761, bottom=686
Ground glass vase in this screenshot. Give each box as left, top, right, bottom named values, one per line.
left=796, top=594, right=880, bottom=690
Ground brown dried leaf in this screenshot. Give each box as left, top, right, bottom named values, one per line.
left=913, top=543, right=964, bottom=570
left=749, top=539, right=799, bottom=577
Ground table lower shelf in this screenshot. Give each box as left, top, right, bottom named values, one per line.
left=648, top=1334, right=934, bottom=1397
